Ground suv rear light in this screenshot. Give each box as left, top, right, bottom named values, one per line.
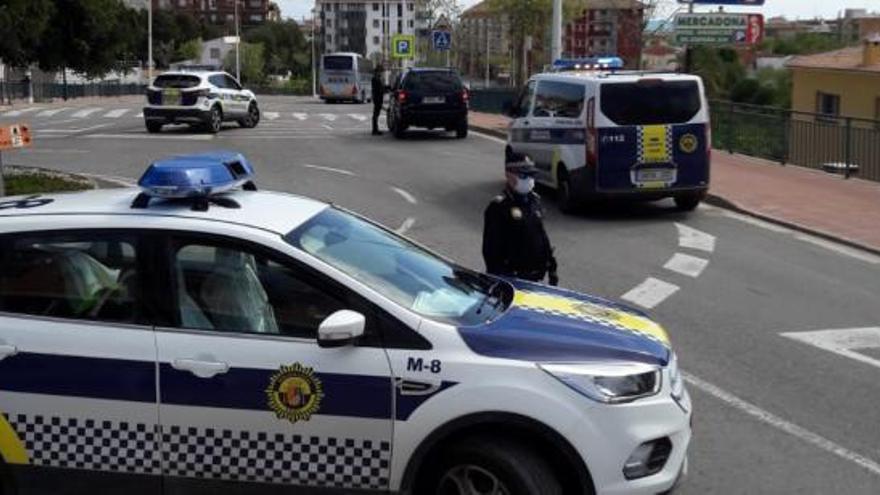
left=397, top=91, right=407, bottom=104
left=705, top=122, right=712, bottom=162
left=461, top=89, right=469, bottom=104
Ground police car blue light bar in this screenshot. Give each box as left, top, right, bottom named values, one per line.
left=137, top=150, right=256, bottom=199
left=552, top=57, right=624, bottom=71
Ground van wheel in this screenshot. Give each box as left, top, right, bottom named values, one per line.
left=674, top=192, right=704, bottom=212
left=423, top=436, right=562, bottom=495
left=557, top=167, right=579, bottom=214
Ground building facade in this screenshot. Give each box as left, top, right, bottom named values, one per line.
left=316, top=0, right=418, bottom=63
left=151, top=0, right=271, bottom=25
left=562, top=0, right=644, bottom=68
left=457, top=1, right=512, bottom=85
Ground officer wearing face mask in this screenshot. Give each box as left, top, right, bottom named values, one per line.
left=482, top=154, right=559, bottom=286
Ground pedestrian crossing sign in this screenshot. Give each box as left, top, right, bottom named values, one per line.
left=392, top=34, right=415, bottom=59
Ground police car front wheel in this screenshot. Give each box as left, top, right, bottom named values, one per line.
left=426, top=436, right=562, bottom=495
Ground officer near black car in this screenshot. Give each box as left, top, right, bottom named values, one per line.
left=371, top=65, right=385, bottom=136
left=482, top=154, right=559, bottom=286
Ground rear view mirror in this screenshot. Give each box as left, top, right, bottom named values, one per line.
left=318, top=310, right=365, bottom=348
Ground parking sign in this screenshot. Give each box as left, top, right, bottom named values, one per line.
left=392, top=34, right=415, bottom=59
left=432, top=30, right=451, bottom=51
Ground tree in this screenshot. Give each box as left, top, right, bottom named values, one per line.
left=0, top=0, right=55, bottom=67
left=176, top=39, right=203, bottom=62
left=243, top=20, right=308, bottom=77
left=224, top=42, right=265, bottom=84
left=38, top=0, right=136, bottom=78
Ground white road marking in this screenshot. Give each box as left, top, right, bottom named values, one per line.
left=293, top=112, right=308, bottom=120
left=263, top=111, right=280, bottom=120
left=470, top=131, right=507, bottom=144
left=391, top=186, right=417, bottom=205
left=71, top=107, right=103, bottom=118
left=709, top=205, right=880, bottom=264
left=348, top=113, right=367, bottom=122
left=675, top=223, right=716, bottom=253
left=620, top=277, right=680, bottom=309
left=36, top=107, right=71, bottom=117
left=103, top=108, right=130, bottom=118
left=683, top=371, right=880, bottom=477
left=319, top=113, right=337, bottom=121
left=83, top=133, right=214, bottom=140
left=1, top=107, right=38, bottom=117
left=781, top=327, right=880, bottom=371
left=663, top=253, right=710, bottom=278
left=321, top=124, right=333, bottom=130
left=300, top=163, right=356, bottom=176
left=396, top=217, right=416, bottom=235
left=135, top=112, right=143, bottom=118
left=36, top=123, right=111, bottom=134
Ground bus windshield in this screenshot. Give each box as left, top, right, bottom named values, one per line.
left=323, top=56, right=353, bottom=71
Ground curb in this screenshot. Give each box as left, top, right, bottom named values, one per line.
left=705, top=192, right=880, bottom=258
left=469, top=124, right=507, bottom=140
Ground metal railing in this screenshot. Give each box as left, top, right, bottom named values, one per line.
left=710, top=100, right=880, bottom=182
left=1, top=81, right=147, bottom=103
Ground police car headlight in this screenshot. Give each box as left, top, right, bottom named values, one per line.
left=539, top=362, right=661, bottom=404
left=668, top=353, right=684, bottom=401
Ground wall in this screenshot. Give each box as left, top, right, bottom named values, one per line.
left=791, top=67, right=880, bottom=120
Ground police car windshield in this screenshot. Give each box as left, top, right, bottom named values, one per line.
left=286, top=208, right=508, bottom=325
left=600, top=80, right=700, bottom=125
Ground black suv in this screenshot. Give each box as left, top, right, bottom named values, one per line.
left=387, top=68, right=469, bottom=139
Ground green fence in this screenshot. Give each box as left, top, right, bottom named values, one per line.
left=710, top=100, right=880, bottom=182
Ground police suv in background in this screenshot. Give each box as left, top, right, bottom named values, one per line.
left=506, top=58, right=711, bottom=213
left=143, top=70, right=260, bottom=134
left=0, top=151, right=691, bottom=495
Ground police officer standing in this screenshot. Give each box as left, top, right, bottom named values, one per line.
left=483, top=154, right=559, bottom=286
left=371, top=65, right=385, bottom=136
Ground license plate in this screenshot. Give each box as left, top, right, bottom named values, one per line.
left=423, top=96, right=445, bottom=104
left=162, top=89, right=181, bottom=106
left=634, top=169, right=676, bottom=188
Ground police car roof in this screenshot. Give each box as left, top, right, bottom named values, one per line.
left=532, top=70, right=700, bottom=84
left=0, top=188, right=329, bottom=235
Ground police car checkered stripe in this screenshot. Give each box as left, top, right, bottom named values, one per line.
left=161, top=425, right=391, bottom=489
left=11, top=414, right=161, bottom=474
left=9, top=414, right=390, bottom=489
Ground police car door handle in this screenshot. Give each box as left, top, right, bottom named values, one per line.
left=172, top=358, right=230, bottom=379
left=0, top=344, right=18, bottom=361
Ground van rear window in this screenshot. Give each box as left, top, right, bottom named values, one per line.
left=600, top=80, right=701, bottom=125
left=153, top=75, right=201, bottom=89
left=323, top=56, right=353, bottom=71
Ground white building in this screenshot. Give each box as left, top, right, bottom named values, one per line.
left=317, top=0, right=418, bottom=63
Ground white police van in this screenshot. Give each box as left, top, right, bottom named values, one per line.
left=506, top=58, right=711, bottom=213
left=0, top=152, right=691, bottom=495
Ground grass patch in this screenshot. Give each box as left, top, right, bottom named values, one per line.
left=2, top=171, right=92, bottom=196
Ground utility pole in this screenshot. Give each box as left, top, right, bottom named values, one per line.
left=484, top=24, right=490, bottom=88
left=551, top=0, right=562, bottom=62
left=311, top=9, right=317, bottom=97
left=235, top=0, right=241, bottom=81
left=147, top=0, right=153, bottom=82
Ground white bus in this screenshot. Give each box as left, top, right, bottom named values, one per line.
left=319, top=52, right=373, bottom=104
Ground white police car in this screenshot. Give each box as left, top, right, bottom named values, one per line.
left=144, top=71, right=260, bottom=134
left=0, top=152, right=691, bottom=495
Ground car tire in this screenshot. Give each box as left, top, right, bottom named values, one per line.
left=206, top=106, right=222, bottom=134
left=674, top=192, right=704, bottom=212
left=145, top=121, right=162, bottom=134
left=238, top=103, right=260, bottom=128
left=557, top=167, right=579, bottom=214
left=456, top=120, right=468, bottom=139
left=422, top=436, right=562, bottom=495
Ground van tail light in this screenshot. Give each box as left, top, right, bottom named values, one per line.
left=586, top=97, right=598, bottom=167
left=351, top=85, right=359, bottom=96
left=705, top=123, right=712, bottom=162
left=398, top=91, right=407, bottom=104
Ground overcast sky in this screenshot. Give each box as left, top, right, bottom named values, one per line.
left=277, top=0, right=880, bottom=23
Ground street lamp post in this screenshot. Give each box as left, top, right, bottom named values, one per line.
left=311, top=8, right=317, bottom=97
left=147, top=0, right=153, bottom=82
left=235, top=1, right=241, bottom=81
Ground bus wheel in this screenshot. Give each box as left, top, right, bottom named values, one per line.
left=557, top=167, right=579, bottom=214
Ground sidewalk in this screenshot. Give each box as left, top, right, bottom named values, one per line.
left=469, top=111, right=880, bottom=255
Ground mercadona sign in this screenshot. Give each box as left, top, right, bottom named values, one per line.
left=674, top=13, right=764, bottom=45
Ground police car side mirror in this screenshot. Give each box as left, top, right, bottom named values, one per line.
left=318, top=310, right=365, bottom=348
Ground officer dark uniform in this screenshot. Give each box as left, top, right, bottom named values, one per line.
left=371, top=65, right=385, bottom=135
left=482, top=155, right=559, bottom=285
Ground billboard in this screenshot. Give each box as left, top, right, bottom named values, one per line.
left=674, top=13, right=764, bottom=45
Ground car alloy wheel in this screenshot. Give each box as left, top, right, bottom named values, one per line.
left=438, top=464, right=510, bottom=495
left=208, top=107, right=222, bottom=133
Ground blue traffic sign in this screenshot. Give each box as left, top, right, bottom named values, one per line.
left=432, top=30, right=451, bottom=51
left=678, top=0, right=764, bottom=4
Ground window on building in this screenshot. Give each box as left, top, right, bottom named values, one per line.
left=409, top=2, right=414, bottom=11
left=226, top=13, right=234, bottom=21
left=250, top=14, right=263, bottom=22
left=179, top=0, right=187, bottom=7
left=210, top=47, right=221, bottom=60
left=397, top=3, right=402, bottom=17
left=373, top=19, right=380, bottom=28
left=250, top=0, right=262, bottom=7
left=373, top=2, right=379, bottom=10
left=327, top=34, right=333, bottom=43
left=815, top=92, right=840, bottom=122
left=398, top=20, right=403, bottom=33
left=374, top=36, right=380, bottom=45
left=408, top=19, right=413, bottom=28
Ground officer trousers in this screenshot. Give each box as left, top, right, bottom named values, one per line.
left=372, top=103, right=382, bottom=133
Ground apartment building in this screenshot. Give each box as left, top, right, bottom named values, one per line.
left=317, top=0, right=418, bottom=62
